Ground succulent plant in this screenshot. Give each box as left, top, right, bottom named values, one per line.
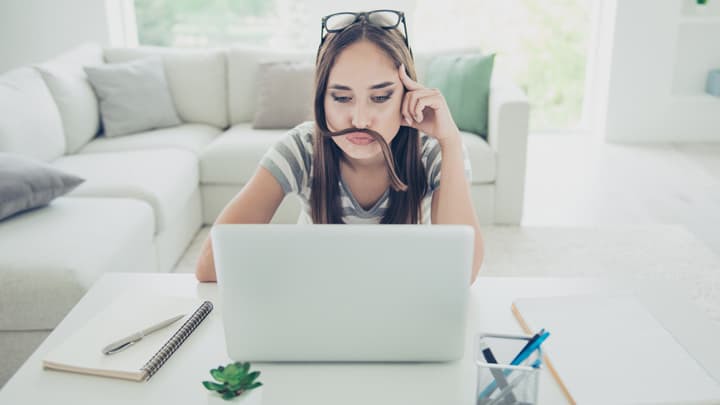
left=202, top=362, right=263, bottom=400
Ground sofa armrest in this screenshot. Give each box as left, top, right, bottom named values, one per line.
left=487, top=75, right=530, bottom=225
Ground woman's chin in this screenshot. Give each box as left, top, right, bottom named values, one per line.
left=339, top=143, right=382, bottom=160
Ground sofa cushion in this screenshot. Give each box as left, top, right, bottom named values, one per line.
left=227, top=46, right=314, bottom=124
left=79, top=123, right=220, bottom=156
left=0, top=153, right=84, bottom=221
left=201, top=124, right=496, bottom=185
left=0, top=197, right=155, bottom=330
left=225, top=47, right=485, bottom=125
left=104, top=47, right=228, bottom=129
left=0, top=67, right=65, bottom=161
left=36, top=43, right=103, bottom=153
left=84, top=56, right=182, bottom=137
left=200, top=124, right=288, bottom=184
left=412, top=47, right=483, bottom=83
left=253, top=61, right=315, bottom=129
left=425, top=53, right=495, bottom=138
left=52, top=149, right=198, bottom=233
left=460, top=131, right=496, bottom=184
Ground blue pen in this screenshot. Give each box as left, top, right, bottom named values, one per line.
left=511, top=330, right=550, bottom=366
left=510, top=328, right=545, bottom=364
left=478, top=331, right=550, bottom=399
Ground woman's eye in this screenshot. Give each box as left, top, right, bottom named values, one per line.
left=372, top=95, right=391, bottom=103
left=332, top=95, right=351, bottom=103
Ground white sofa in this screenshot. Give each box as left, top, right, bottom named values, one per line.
left=0, top=43, right=529, bottom=385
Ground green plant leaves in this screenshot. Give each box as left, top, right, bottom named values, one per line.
left=202, top=381, right=225, bottom=391
left=222, top=390, right=240, bottom=400
left=245, top=371, right=261, bottom=384
left=210, top=368, right=227, bottom=383
left=204, top=362, right=263, bottom=399
left=223, top=363, right=243, bottom=379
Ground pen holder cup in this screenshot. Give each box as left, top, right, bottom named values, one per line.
left=475, top=333, right=542, bottom=405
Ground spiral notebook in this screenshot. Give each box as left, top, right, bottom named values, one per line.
left=42, top=293, right=213, bottom=382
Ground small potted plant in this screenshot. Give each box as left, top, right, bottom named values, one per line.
left=203, top=362, right=263, bottom=404
left=694, top=0, right=710, bottom=14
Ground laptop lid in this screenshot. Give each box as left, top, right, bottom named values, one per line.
left=212, top=224, right=474, bottom=362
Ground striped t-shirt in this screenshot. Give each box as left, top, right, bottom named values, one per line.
left=259, top=121, right=472, bottom=224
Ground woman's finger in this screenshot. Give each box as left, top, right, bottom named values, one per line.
left=402, top=91, right=414, bottom=125
left=408, top=89, right=441, bottom=123
left=398, top=64, right=423, bottom=91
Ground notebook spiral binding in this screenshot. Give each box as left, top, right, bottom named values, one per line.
left=141, top=300, right=214, bottom=380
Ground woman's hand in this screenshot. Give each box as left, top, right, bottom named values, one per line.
left=398, top=64, right=460, bottom=144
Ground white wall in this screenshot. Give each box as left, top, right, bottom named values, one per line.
left=599, top=0, right=720, bottom=142
left=0, top=0, right=111, bottom=73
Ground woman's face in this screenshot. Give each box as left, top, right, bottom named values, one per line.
left=324, top=40, right=404, bottom=162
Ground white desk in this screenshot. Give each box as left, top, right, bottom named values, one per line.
left=1, top=273, right=718, bottom=404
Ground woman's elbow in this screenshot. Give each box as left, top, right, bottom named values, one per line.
left=195, top=250, right=217, bottom=282
left=195, top=263, right=217, bottom=283
left=470, top=261, right=481, bottom=285
left=471, top=229, right=484, bottom=285
left=195, top=237, right=218, bottom=282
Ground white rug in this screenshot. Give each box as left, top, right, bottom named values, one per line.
left=174, top=224, right=720, bottom=325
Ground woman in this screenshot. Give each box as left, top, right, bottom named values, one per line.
left=196, top=10, right=484, bottom=283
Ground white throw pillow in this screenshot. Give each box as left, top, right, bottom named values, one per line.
left=36, top=43, right=103, bottom=153
left=227, top=46, right=315, bottom=124
left=252, top=61, right=315, bottom=129
left=0, top=67, right=65, bottom=162
left=84, top=56, right=182, bottom=137
left=104, top=47, right=229, bottom=129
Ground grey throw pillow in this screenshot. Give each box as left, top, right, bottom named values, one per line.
left=84, top=56, right=182, bottom=137
left=252, top=61, right=315, bottom=129
left=0, top=153, right=84, bottom=221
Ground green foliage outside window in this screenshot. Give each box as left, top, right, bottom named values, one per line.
left=133, top=0, right=591, bottom=132
left=134, top=0, right=275, bottom=47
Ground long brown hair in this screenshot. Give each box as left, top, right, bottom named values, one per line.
left=311, top=20, right=427, bottom=224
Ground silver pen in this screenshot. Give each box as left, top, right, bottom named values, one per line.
left=101, top=314, right=186, bottom=355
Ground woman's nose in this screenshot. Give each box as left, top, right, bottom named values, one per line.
left=351, top=103, right=371, bottom=129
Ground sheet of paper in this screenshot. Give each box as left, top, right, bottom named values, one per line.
left=513, top=294, right=720, bottom=404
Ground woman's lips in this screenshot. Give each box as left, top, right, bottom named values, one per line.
left=323, top=127, right=407, bottom=191
left=346, top=132, right=376, bottom=145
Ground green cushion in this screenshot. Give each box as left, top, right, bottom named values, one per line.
left=424, top=53, right=495, bottom=138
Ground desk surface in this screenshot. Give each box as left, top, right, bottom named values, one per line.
left=1, top=273, right=718, bottom=405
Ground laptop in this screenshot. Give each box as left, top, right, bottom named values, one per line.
left=211, top=224, right=474, bottom=362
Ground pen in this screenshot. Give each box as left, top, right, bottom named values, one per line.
left=478, top=332, right=549, bottom=399
left=510, top=328, right=544, bottom=365
left=477, top=337, right=517, bottom=404
left=478, top=355, right=544, bottom=400
left=511, top=331, right=550, bottom=366
left=484, top=358, right=543, bottom=404
left=101, top=313, right=186, bottom=355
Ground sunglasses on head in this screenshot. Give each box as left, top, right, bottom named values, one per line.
left=319, top=9, right=411, bottom=53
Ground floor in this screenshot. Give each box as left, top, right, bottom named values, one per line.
left=521, top=134, right=720, bottom=256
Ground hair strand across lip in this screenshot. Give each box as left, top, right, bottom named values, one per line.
left=324, top=127, right=408, bottom=192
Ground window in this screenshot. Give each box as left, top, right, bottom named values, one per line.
left=131, top=0, right=594, bottom=132
left=132, top=0, right=314, bottom=49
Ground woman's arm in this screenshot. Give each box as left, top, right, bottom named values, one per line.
left=430, top=135, right=485, bottom=285
left=195, top=166, right=285, bottom=282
